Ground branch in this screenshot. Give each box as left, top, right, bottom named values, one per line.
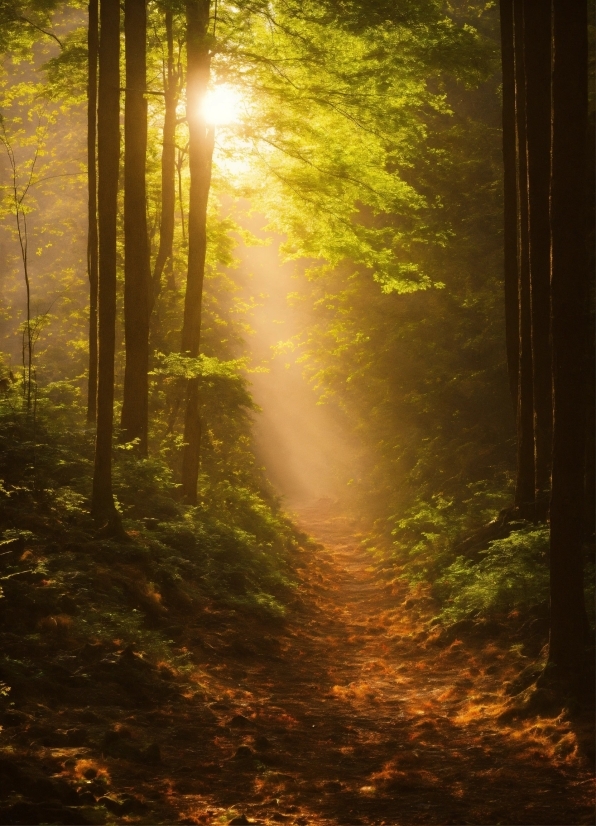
left=16, top=15, right=64, bottom=49
left=29, top=171, right=85, bottom=187
left=119, top=87, right=166, bottom=96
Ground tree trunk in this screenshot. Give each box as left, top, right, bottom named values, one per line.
left=584, top=28, right=596, bottom=556
left=523, top=0, right=552, bottom=514
left=120, top=0, right=150, bottom=454
left=512, top=0, right=535, bottom=513
left=585, top=333, right=595, bottom=542
left=91, top=0, right=120, bottom=525
left=180, top=0, right=213, bottom=505
left=150, top=7, right=179, bottom=312
left=499, top=0, right=519, bottom=412
left=86, top=0, right=98, bottom=423
left=547, top=0, right=591, bottom=676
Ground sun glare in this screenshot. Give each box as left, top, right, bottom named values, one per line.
left=202, top=85, right=242, bottom=126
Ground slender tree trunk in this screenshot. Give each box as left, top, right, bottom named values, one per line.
left=150, top=8, right=179, bottom=312
left=180, top=0, right=213, bottom=505
left=499, top=0, right=519, bottom=412
left=547, top=0, right=591, bottom=676
left=86, top=0, right=98, bottom=423
left=523, top=0, right=552, bottom=514
left=177, top=146, right=187, bottom=242
left=513, top=0, right=535, bottom=513
left=92, top=0, right=120, bottom=524
left=120, top=0, right=150, bottom=454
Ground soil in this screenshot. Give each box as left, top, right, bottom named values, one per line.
left=0, top=502, right=593, bottom=825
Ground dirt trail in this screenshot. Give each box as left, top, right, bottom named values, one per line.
left=151, top=502, right=593, bottom=825
left=6, top=503, right=592, bottom=825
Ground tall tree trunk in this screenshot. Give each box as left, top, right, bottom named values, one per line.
left=523, top=0, right=552, bottom=514
left=585, top=315, right=595, bottom=542
left=121, top=0, right=150, bottom=454
left=180, top=0, right=213, bottom=505
left=547, top=0, right=591, bottom=676
left=150, top=7, right=179, bottom=312
left=86, top=0, right=98, bottom=423
left=584, top=35, right=596, bottom=557
left=499, top=0, right=519, bottom=412
left=92, top=0, right=120, bottom=525
left=512, top=0, right=535, bottom=513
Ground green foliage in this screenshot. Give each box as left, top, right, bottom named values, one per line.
left=43, top=26, right=87, bottom=102
left=389, top=481, right=512, bottom=576
left=152, top=352, right=249, bottom=381
left=0, top=378, right=296, bottom=621
left=434, top=527, right=550, bottom=622
left=0, top=0, right=63, bottom=59
left=212, top=0, right=497, bottom=297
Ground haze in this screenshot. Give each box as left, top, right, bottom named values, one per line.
left=233, top=211, right=360, bottom=508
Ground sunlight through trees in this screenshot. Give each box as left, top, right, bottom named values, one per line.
left=0, top=1, right=592, bottom=822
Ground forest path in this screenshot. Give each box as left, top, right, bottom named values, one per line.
left=155, top=500, right=593, bottom=826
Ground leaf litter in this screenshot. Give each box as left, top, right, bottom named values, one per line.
left=0, top=500, right=593, bottom=825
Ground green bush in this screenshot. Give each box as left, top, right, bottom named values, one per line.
left=434, top=526, right=550, bottom=623
left=387, top=478, right=513, bottom=580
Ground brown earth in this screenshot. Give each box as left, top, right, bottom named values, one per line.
left=0, top=502, right=594, bottom=825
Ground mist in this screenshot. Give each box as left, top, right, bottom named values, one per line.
left=233, top=212, right=360, bottom=508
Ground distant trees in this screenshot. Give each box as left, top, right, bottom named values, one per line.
left=499, top=0, right=592, bottom=682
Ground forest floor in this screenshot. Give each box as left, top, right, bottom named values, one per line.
left=0, top=500, right=594, bottom=825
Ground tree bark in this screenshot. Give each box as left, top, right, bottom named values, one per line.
left=499, top=0, right=519, bottom=412
left=86, top=0, right=98, bottom=423
left=150, top=7, right=179, bottom=312
left=523, top=0, right=552, bottom=513
left=180, top=0, right=213, bottom=505
left=548, top=0, right=591, bottom=675
left=121, top=0, right=150, bottom=454
left=584, top=29, right=596, bottom=557
left=512, top=0, right=535, bottom=513
left=91, top=0, right=120, bottom=524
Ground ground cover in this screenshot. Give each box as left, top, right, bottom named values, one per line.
left=0, top=501, right=593, bottom=825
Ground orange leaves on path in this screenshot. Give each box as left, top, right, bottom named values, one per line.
left=2, top=501, right=592, bottom=826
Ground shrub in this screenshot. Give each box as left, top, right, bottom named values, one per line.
left=434, top=526, right=550, bottom=623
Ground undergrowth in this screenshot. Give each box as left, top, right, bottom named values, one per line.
left=384, top=493, right=595, bottom=632
left=435, top=527, right=550, bottom=623
left=0, top=389, right=302, bottom=688
left=388, top=481, right=513, bottom=580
